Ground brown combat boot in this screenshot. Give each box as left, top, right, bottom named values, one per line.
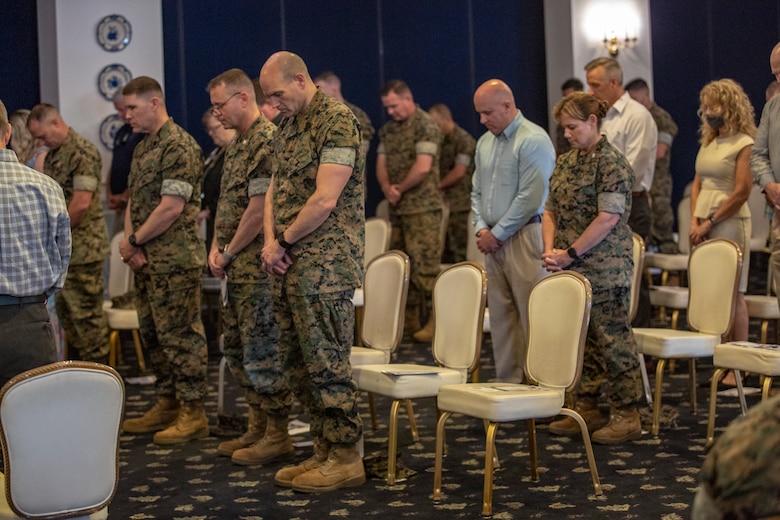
left=548, top=397, right=606, bottom=435
left=275, top=437, right=332, bottom=487
left=403, top=305, right=421, bottom=339
left=412, top=319, right=435, bottom=342
left=153, top=401, right=210, bottom=445
left=217, top=405, right=267, bottom=457
left=591, top=406, right=642, bottom=444
left=231, top=414, right=294, bottom=466
left=122, top=396, right=180, bottom=433
left=291, top=443, right=365, bottom=493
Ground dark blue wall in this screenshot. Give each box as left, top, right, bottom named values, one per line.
left=0, top=0, right=39, bottom=115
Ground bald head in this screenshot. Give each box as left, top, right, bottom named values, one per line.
left=473, top=79, right=517, bottom=135
left=259, top=51, right=317, bottom=117
left=771, top=42, right=780, bottom=83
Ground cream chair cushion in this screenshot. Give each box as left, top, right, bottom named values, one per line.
left=649, top=286, right=689, bottom=309
left=634, top=328, right=720, bottom=358
left=437, top=383, right=563, bottom=422
left=353, top=364, right=467, bottom=399
left=745, top=294, right=780, bottom=320
left=714, top=342, right=780, bottom=374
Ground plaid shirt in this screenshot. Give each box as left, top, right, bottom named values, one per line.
left=0, top=149, right=71, bottom=296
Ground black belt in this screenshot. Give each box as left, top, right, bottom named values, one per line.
left=525, top=214, right=542, bottom=226
left=632, top=190, right=647, bottom=198
left=0, top=294, right=47, bottom=307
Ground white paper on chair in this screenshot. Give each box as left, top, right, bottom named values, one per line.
left=728, top=341, right=780, bottom=350
left=476, top=385, right=543, bottom=393
left=380, top=368, right=439, bottom=376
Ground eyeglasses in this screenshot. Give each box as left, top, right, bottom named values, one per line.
left=210, top=92, right=240, bottom=114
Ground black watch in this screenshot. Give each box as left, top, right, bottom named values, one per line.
left=128, top=233, right=138, bottom=247
left=566, top=247, right=579, bottom=260
left=277, top=232, right=294, bottom=250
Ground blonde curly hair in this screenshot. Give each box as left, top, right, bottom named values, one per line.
left=698, top=79, right=756, bottom=145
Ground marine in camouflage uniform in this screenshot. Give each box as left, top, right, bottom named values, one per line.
left=344, top=100, right=375, bottom=159
left=43, top=127, right=109, bottom=362
left=438, top=122, right=475, bottom=263
left=693, top=393, right=780, bottom=519
left=128, top=119, right=208, bottom=405
left=648, top=103, right=679, bottom=253
left=544, top=136, right=643, bottom=412
left=269, top=88, right=365, bottom=447
left=377, top=106, right=443, bottom=326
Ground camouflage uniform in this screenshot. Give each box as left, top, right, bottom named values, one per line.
left=44, top=129, right=109, bottom=362
left=344, top=100, right=374, bottom=158
left=378, top=107, right=443, bottom=308
left=129, top=119, right=208, bottom=402
left=216, top=116, right=291, bottom=416
left=439, top=123, right=476, bottom=263
left=648, top=103, right=679, bottom=253
left=271, top=89, right=365, bottom=444
left=545, top=136, right=643, bottom=408
left=694, top=394, right=780, bottom=519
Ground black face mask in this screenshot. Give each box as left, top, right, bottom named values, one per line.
left=705, top=114, right=725, bottom=130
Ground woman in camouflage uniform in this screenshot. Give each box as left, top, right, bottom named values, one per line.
left=542, top=91, right=644, bottom=445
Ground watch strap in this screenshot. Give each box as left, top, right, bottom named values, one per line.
left=277, top=232, right=294, bottom=250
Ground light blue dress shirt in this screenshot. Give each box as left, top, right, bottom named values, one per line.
left=471, top=110, right=555, bottom=242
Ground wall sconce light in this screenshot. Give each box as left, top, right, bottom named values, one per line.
left=603, top=31, right=637, bottom=57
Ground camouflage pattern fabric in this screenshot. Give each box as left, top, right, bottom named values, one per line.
left=378, top=106, right=443, bottom=215
left=274, top=288, right=361, bottom=444
left=43, top=128, right=109, bottom=265
left=215, top=116, right=275, bottom=283
left=649, top=103, right=679, bottom=253
left=271, top=89, right=365, bottom=296
left=134, top=268, right=208, bottom=402
left=129, top=119, right=206, bottom=274
left=222, top=281, right=291, bottom=415
left=56, top=261, right=109, bottom=362
left=546, top=136, right=642, bottom=407
left=446, top=209, right=469, bottom=263
left=345, top=100, right=374, bottom=157
left=696, top=394, right=780, bottom=519
left=389, top=209, right=442, bottom=306
left=439, top=123, right=476, bottom=262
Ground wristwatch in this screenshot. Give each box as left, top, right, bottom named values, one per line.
left=566, top=247, right=579, bottom=260
left=277, top=232, right=294, bottom=250
left=128, top=233, right=139, bottom=247
left=222, top=245, right=236, bottom=263
left=708, top=214, right=717, bottom=225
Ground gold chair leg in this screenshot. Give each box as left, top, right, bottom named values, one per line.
left=132, top=329, right=146, bottom=372
left=387, top=399, right=401, bottom=485
left=661, top=269, right=669, bottom=286
left=527, top=419, right=538, bottom=481
left=706, top=367, right=727, bottom=448
left=368, top=392, right=378, bottom=430
left=761, top=319, right=769, bottom=344
left=483, top=419, right=499, bottom=469
left=652, top=358, right=667, bottom=436
left=354, top=306, right=364, bottom=347
left=472, top=363, right=480, bottom=383
left=762, top=376, right=774, bottom=401
left=689, top=358, right=697, bottom=414
left=405, top=399, right=419, bottom=442
left=558, top=409, right=602, bottom=496
left=108, top=330, right=119, bottom=367
left=432, top=411, right=452, bottom=501
left=482, top=422, right=500, bottom=516
left=670, top=309, right=679, bottom=331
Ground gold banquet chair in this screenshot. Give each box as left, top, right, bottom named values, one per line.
left=0, top=361, right=124, bottom=519
left=432, top=271, right=599, bottom=517
left=352, top=217, right=392, bottom=346
left=631, top=233, right=653, bottom=406
left=634, top=239, right=742, bottom=436
left=352, top=262, right=486, bottom=485
left=350, top=250, right=411, bottom=431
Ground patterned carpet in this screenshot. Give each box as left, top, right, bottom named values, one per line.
left=111, top=332, right=765, bottom=519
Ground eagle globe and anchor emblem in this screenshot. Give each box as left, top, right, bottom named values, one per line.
left=96, top=14, right=132, bottom=52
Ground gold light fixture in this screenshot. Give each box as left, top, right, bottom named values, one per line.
left=603, top=31, right=638, bottom=57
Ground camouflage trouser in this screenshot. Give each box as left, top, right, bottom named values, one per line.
left=274, top=285, right=361, bottom=444
left=135, top=267, right=208, bottom=402
left=222, top=280, right=291, bottom=416
left=650, top=168, right=677, bottom=253
left=577, top=287, right=643, bottom=408
left=56, top=260, right=109, bottom=362
left=390, top=209, right=442, bottom=309
left=444, top=209, right=469, bottom=263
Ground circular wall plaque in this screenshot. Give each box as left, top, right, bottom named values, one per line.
left=96, top=14, right=132, bottom=52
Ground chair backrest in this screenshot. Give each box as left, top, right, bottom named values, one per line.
left=748, top=183, right=770, bottom=250
left=630, top=233, right=645, bottom=322
left=0, top=361, right=125, bottom=519
left=432, top=262, right=486, bottom=378
left=364, top=217, right=392, bottom=267
left=465, top=210, right=485, bottom=267
left=375, top=199, right=390, bottom=221
left=687, top=238, right=742, bottom=335
left=107, top=232, right=133, bottom=299
left=360, top=250, right=410, bottom=359
left=677, top=196, right=692, bottom=254
left=525, top=271, right=592, bottom=392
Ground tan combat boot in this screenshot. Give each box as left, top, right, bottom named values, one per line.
left=122, top=396, right=180, bottom=433
left=217, top=405, right=267, bottom=457
left=275, top=437, right=331, bottom=487
left=291, top=443, right=365, bottom=493
left=403, top=305, right=421, bottom=339
left=548, top=397, right=605, bottom=435
left=231, top=414, right=294, bottom=466
left=153, top=401, right=210, bottom=445
left=412, top=319, right=435, bottom=342
left=591, top=406, right=642, bottom=444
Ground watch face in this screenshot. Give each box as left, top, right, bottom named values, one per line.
left=96, top=14, right=132, bottom=52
